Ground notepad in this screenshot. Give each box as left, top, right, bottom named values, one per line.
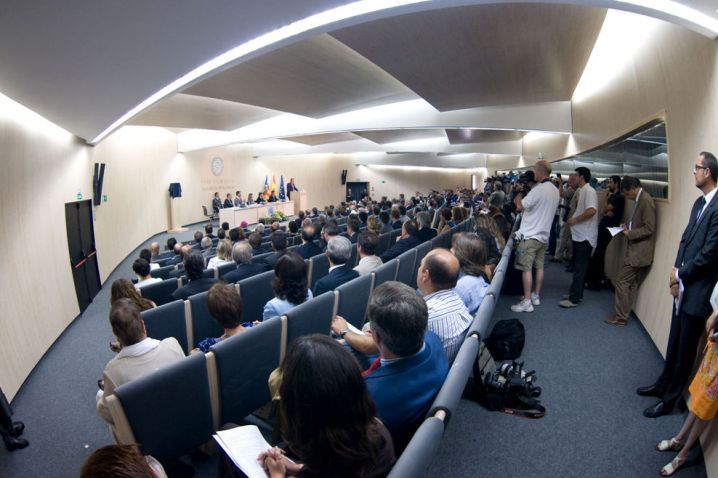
left=607, top=226, right=624, bottom=237
left=214, top=425, right=271, bottom=478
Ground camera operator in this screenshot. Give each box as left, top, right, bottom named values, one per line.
left=510, top=160, right=560, bottom=313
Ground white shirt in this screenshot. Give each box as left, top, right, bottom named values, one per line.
left=424, top=289, right=473, bottom=363
left=518, top=180, right=560, bottom=244
left=354, top=255, right=383, bottom=275
left=698, top=187, right=717, bottom=222
left=570, top=184, right=599, bottom=248
left=135, top=277, right=162, bottom=289
left=207, top=257, right=233, bottom=270
left=149, top=262, right=159, bottom=271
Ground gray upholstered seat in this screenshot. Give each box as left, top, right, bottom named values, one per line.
left=372, top=259, right=398, bottom=289
left=386, top=416, right=445, bottom=478
left=395, top=248, right=418, bottom=286
left=237, top=270, right=276, bottom=322
left=308, top=253, right=329, bottom=290
left=189, top=291, right=224, bottom=349
left=335, top=273, right=373, bottom=329
left=150, top=264, right=175, bottom=280
left=284, top=291, right=336, bottom=351
left=141, top=299, right=189, bottom=354
left=139, top=278, right=179, bottom=307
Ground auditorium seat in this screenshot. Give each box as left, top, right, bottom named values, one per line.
left=150, top=264, right=175, bottom=280
left=252, top=252, right=272, bottom=265
left=215, top=262, right=236, bottom=278
left=139, top=278, right=179, bottom=307
left=430, top=234, right=443, bottom=250
left=395, top=249, right=418, bottom=286
left=308, top=253, right=329, bottom=290
left=283, top=291, right=335, bottom=358
left=108, top=353, right=214, bottom=464
left=237, top=270, right=276, bottom=322
left=387, top=415, right=445, bottom=478
left=188, top=291, right=224, bottom=349
left=140, top=300, right=190, bottom=354
left=372, top=259, right=399, bottom=289
left=390, top=228, right=402, bottom=244
left=349, top=243, right=358, bottom=268
left=335, top=273, right=373, bottom=329
left=376, top=232, right=392, bottom=256
left=429, top=333, right=479, bottom=422
left=206, top=316, right=282, bottom=427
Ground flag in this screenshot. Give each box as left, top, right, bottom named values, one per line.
left=263, top=175, right=270, bottom=200
left=279, top=175, right=286, bottom=201
left=271, top=175, right=278, bottom=196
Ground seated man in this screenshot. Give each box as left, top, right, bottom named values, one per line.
left=313, top=236, right=359, bottom=296
left=248, top=232, right=266, bottom=256
left=149, top=242, right=161, bottom=262
left=362, top=282, right=448, bottom=451
left=96, top=299, right=185, bottom=428
left=204, top=224, right=215, bottom=239
left=191, top=231, right=204, bottom=250
left=380, top=220, right=420, bottom=263
left=354, top=230, right=383, bottom=276
left=139, top=248, right=159, bottom=271
left=264, top=230, right=288, bottom=269
left=222, top=242, right=268, bottom=282
left=320, top=223, right=340, bottom=251
left=296, top=226, right=322, bottom=259
left=415, top=211, right=437, bottom=243
left=346, top=219, right=360, bottom=244
left=167, top=241, right=183, bottom=266
left=200, top=237, right=213, bottom=263
left=132, top=259, right=161, bottom=290
left=416, top=249, right=473, bottom=363
left=390, top=209, right=402, bottom=230
left=379, top=211, right=393, bottom=234
left=171, top=252, right=218, bottom=300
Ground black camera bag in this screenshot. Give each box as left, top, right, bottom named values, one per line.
left=484, top=319, right=525, bottom=360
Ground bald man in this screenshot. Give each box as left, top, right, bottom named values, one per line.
left=417, top=248, right=473, bottom=362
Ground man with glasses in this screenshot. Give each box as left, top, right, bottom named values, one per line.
left=638, top=152, right=718, bottom=418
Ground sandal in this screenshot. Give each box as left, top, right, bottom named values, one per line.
left=660, top=456, right=686, bottom=476
left=656, top=438, right=684, bottom=452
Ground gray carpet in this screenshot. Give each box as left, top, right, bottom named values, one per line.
left=427, top=261, right=707, bottom=478
left=0, top=236, right=708, bottom=477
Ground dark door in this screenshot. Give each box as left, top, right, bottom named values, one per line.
left=65, top=200, right=101, bottom=313
left=346, top=182, right=369, bottom=202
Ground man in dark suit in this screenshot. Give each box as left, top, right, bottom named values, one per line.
left=171, top=252, right=218, bottom=301
left=639, top=151, right=718, bottom=418
left=296, top=227, right=322, bottom=259
left=415, top=211, right=437, bottom=243
left=380, top=220, right=420, bottom=262
left=248, top=232, right=266, bottom=256
left=263, top=230, right=288, bottom=270
left=346, top=218, right=360, bottom=244
left=212, top=192, right=222, bottom=213
left=222, top=242, right=268, bottom=283
left=287, top=178, right=298, bottom=199
left=313, top=236, right=359, bottom=296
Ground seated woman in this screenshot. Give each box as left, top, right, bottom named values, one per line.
left=259, top=335, right=395, bottom=478
left=474, top=213, right=505, bottom=274
left=208, top=239, right=233, bottom=269
left=451, top=232, right=491, bottom=316
left=366, top=215, right=382, bottom=236
left=262, top=252, right=313, bottom=320
left=111, top=279, right=156, bottom=311
left=437, top=208, right=455, bottom=235
left=195, top=283, right=247, bottom=353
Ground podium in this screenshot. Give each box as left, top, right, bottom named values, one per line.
left=293, top=190, right=307, bottom=215
left=168, top=197, right=187, bottom=233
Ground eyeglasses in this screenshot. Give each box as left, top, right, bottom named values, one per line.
left=693, top=165, right=708, bottom=173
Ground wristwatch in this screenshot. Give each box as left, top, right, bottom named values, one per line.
left=339, top=329, right=349, bottom=339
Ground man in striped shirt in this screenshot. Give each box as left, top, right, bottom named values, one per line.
left=417, top=249, right=473, bottom=362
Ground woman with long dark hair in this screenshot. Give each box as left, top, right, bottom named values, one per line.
left=260, top=335, right=395, bottom=477
left=110, top=278, right=155, bottom=311
left=451, top=232, right=491, bottom=316
left=262, top=252, right=312, bottom=320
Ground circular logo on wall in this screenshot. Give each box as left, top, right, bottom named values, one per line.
left=211, top=157, right=224, bottom=176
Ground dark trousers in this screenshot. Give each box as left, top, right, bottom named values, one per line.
left=547, top=215, right=559, bottom=256
left=656, top=307, right=706, bottom=406
left=569, top=240, right=592, bottom=303
left=586, top=227, right=612, bottom=287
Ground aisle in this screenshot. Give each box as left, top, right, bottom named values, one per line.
left=428, top=261, right=706, bottom=478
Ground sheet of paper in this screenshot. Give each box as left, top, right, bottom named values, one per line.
left=607, top=226, right=624, bottom=237
left=214, top=425, right=270, bottom=478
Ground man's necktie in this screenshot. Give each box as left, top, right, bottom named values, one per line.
left=696, top=196, right=707, bottom=222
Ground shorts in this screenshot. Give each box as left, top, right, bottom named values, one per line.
left=514, top=238, right=546, bottom=272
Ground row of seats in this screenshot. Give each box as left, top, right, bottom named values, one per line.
left=106, top=215, right=479, bottom=472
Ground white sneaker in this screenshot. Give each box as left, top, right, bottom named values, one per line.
left=510, top=298, right=534, bottom=313
left=531, top=292, right=541, bottom=306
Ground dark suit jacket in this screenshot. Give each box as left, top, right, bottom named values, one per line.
left=264, top=250, right=287, bottom=270
left=212, top=197, right=222, bottom=213
left=347, top=232, right=358, bottom=244
left=167, top=254, right=183, bottom=266
left=171, top=278, right=218, bottom=301
left=416, top=227, right=437, bottom=244
left=675, top=194, right=718, bottom=317
left=313, top=265, right=359, bottom=296
left=221, top=263, right=267, bottom=283
left=296, top=241, right=322, bottom=259
left=380, top=235, right=420, bottom=262
left=392, top=220, right=403, bottom=230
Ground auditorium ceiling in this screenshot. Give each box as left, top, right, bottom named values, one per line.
left=1, top=0, right=717, bottom=168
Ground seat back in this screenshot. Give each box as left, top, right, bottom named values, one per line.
left=411, top=241, right=432, bottom=289
left=372, top=259, right=399, bottom=289
left=395, top=248, right=418, bottom=286
left=429, top=334, right=479, bottom=425
left=216, top=262, right=236, bottom=278
left=309, top=253, right=329, bottom=290
left=151, top=264, right=175, bottom=280
left=252, top=252, right=272, bottom=265
left=237, top=270, right=276, bottom=322
left=283, top=291, right=336, bottom=358
left=210, top=316, right=283, bottom=425
left=111, top=353, right=214, bottom=463
left=189, top=291, right=224, bottom=349
left=349, top=243, right=358, bottom=268
left=390, top=228, right=402, bottom=244
left=141, top=300, right=190, bottom=354
left=377, top=232, right=392, bottom=256
left=335, top=274, right=374, bottom=329
left=387, top=416, right=445, bottom=478
left=139, top=278, right=179, bottom=307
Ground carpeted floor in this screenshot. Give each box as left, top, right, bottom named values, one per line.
left=0, top=237, right=708, bottom=477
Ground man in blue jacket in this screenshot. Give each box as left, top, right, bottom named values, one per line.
left=363, top=281, right=449, bottom=451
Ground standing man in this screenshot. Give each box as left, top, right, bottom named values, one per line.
left=605, top=176, right=655, bottom=327
left=640, top=152, right=718, bottom=418
left=212, top=192, right=222, bottom=213
left=287, top=178, right=298, bottom=200
left=587, top=175, right=625, bottom=289
left=559, top=167, right=598, bottom=308
left=510, top=160, right=560, bottom=313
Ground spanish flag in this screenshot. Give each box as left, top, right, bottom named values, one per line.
left=263, top=176, right=270, bottom=200
left=271, top=175, right=278, bottom=196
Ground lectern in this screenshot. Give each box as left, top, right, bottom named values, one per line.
left=293, top=190, right=307, bottom=214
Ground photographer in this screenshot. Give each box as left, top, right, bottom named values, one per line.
left=510, top=160, right=560, bottom=313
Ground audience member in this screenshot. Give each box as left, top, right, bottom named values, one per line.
left=510, top=160, right=560, bottom=313
left=191, top=231, right=204, bottom=249
left=321, top=223, right=340, bottom=251
left=248, top=232, right=265, bottom=255
left=263, top=253, right=313, bottom=320
left=379, top=211, right=393, bottom=234
left=195, top=283, right=247, bottom=353
left=166, top=237, right=177, bottom=253
left=287, top=220, right=299, bottom=236
left=171, top=252, right=218, bottom=300
left=257, top=335, right=395, bottom=478
left=228, top=227, right=241, bottom=244
left=451, top=233, right=491, bottom=316
left=559, top=166, right=598, bottom=308
left=200, top=236, right=213, bottom=262
left=390, top=209, right=402, bottom=230
left=587, top=175, right=625, bottom=289
left=221, top=221, right=230, bottom=234
left=346, top=219, right=360, bottom=244
left=205, top=223, right=215, bottom=239
left=96, top=299, right=184, bottom=427
left=217, top=228, right=226, bottom=240
left=366, top=216, right=382, bottom=236
left=208, top=239, right=233, bottom=269
left=380, top=220, right=420, bottom=262
left=149, top=242, right=161, bottom=262
left=415, top=211, right=437, bottom=243
left=296, top=226, right=322, bottom=259
left=354, top=231, right=383, bottom=276
left=606, top=176, right=656, bottom=327
left=313, top=236, right=359, bottom=296
left=416, top=249, right=473, bottom=362
left=264, top=230, right=288, bottom=269
left=110, top=279, right=156, bottom=311
left=437, top=208, right=454, bottom=235
left=132, top=259, right=161, bottom=290
left=167, top=241, right=183, bottom=266
left=138, top=249, right=159, bottom=272
left=222, top=242, right=267, bottom=282
left=363, top=282, right=449, bottom=451
left=80, top=444, right=166, bottom=478
left=640, top=151, right=718, bottom=418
